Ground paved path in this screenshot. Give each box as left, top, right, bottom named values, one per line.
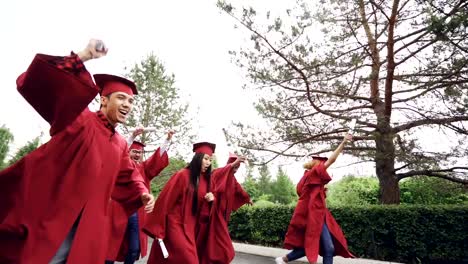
left=233, top=242, right=401, bottom=264
left=129, top=241, right=401, bottom=264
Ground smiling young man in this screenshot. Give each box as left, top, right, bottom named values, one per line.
left=0, top=39, right=155, bottom=264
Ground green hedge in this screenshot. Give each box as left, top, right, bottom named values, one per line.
left=228, top=205, right=468, bottom=263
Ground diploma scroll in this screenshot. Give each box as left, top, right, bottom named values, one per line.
left=95, top=41, right=105, bottom=52
left=128, top=127, right=157, bottom=133
left=158, top=238, right=169, bottom=258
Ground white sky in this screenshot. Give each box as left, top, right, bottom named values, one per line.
left=0, top=0, right=381, bottom=183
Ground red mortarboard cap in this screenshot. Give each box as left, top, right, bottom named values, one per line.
left=226, top=152, right=238, bottom=164
left=193, top=142, right=216, bottom=156
left=94, top=74, right=138, bottom=96
left=311, top=156, right=328, bottom=161
left=129, top=141, right=145, bottom=151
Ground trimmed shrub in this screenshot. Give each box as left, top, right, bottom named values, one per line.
left=229, top=205, right=468, bottom=263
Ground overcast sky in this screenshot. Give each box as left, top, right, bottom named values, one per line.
left=0, top=0, right=378, bottom=183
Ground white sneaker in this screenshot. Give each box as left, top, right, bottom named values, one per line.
left=275, top=256, right=287, bottom=264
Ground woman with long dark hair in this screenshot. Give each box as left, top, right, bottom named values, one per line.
left=142, top=142, right=241, bottom=264
left=197, top=153, right=251, bottom=264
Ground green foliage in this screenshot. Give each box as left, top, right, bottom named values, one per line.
left=252, top=199, right=275, bottom=207
left=327, top=175, right=467, bottom=206
left=256, top=194, right=272, bottom=202
left=270, top=166, right=297, bottom=204
left=228, top=206, right=253, bottom=242
left=229, top=205, right=294, bottom=246
left=0, top=125, right=41, bottom=170
left=124, top=53, right=194, bottom=154
left=229, top=205, right=468, bottom=263
left=211, top=156, right=219, bottom=169
left=7, top=137, right=40, bottom=166
left=151, top=156, right=187, bottom=196
left=219, top=0, right=468, bottom=205
left=240, top=165, right=296, bottom=205
left=242, top=167, right=261, bottom=200
left=0, top=126, right=14, bottom=169
left=327, top=176, right=380, bottom=206
left=257, top=164, right=272, bottom=195
left=400, top=176, right=468, bottom=205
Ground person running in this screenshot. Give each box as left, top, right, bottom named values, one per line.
left=143, top=142, right=243, bottom=264
left=0, top=39, right=154, bottom=264
left=276, top=133, right=354, bottom=264
left=106, top=129, right=174, bottom=264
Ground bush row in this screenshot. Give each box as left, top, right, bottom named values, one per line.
left=228, top=205, right=468, bottom=263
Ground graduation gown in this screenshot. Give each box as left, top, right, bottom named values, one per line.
left=107, top=148, right=169, bottom=261
left=143, top=168, right=211, bottom=264
left=197, top=165, right=251, bottom=264
left=283, top=162, right=354, bottom=263
left=0, top=54, right=148, bottom=264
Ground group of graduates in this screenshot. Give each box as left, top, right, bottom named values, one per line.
left=0, top=39, right=354, bottom=264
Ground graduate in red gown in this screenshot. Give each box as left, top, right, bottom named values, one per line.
left=143, top=142, right=241, bottom=264
left=0, top=39, right=155, bottom=264
left=198, top=152, right=252, bottom=264
left=106, top=130, right=174, bottom=264
left=275, top=133, right=354, bottom=264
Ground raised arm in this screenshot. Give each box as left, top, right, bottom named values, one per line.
left=127, top=126, right=144, bottom=146
left=212, top=156, right=246, bottom=189
left=112, top=148, right=153, bottom=216
left=76, top=39, right=108, bottom=62
left=142, top=130, right=174, bottom=180
left=159, top=130, right=175, bottom=156
left=324, top=133, right=352, bottom=169
left=16, top=39, right=108, bottom=135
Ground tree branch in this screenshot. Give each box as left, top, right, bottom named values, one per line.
left=397, top=167, right=468, bottom=184
left=222, top=6, right=378, bottom=127
left=393, top=116, right=468, bottom=133
left=358, top=0, right=381, bottom=105
left=384, top=0, right=400, bottom=119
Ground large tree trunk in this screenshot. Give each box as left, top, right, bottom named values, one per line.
left=375, top=119, right=400, bottom=204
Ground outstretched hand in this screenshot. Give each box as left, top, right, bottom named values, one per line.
left=231, top=156, right=247, bottom=167
left=166, top=129, right=175, bottom=141
left=343, top=133, right=353, bottom=143
left=78, top=39, right=108, bottom=62
left=132, top=126, right=145, bottom=137
left=141, top=193, right=155, bottom=213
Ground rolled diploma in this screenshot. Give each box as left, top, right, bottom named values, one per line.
left=158, top=238, right=169, bottom=258
left=348, top=119, right=356, bottom=135
left=128, top=127, right=157, bottom=132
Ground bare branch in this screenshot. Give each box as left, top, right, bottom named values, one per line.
left=369, top=0, right=390, bottom=21
left=395, top=38, right=438, bottom=66
left=394, top=116, right=468, bottom=133
left=223, top=5, right=381, bottom=127
left=397, top=167, right=468, bottom=184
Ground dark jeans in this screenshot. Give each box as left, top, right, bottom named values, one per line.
left=286, top=223, right=335, bottom=264
left=105, top=213, right=140, bottom=264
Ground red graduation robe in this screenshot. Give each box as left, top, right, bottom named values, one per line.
left=107, top=148, right=169, bottom=261
left=0, top=54, right=148, bottom=264
left=143, top=168, right=211, bottom=264
left=197, top=165, right=251, bottom=264
left=283, top=162, right=354, bottom=263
